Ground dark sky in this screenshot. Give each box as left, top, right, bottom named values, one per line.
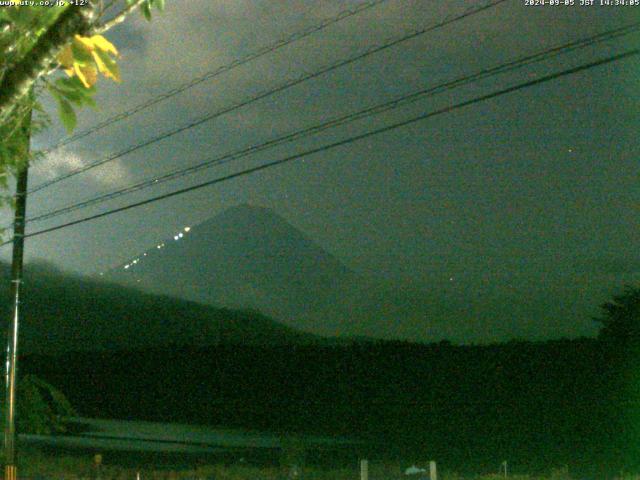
left=2, top=0, right=638, bottom=343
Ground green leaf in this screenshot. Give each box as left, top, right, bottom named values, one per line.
left=50, top=83, right=83, bottom=106
left=31, top=104, right=52, bottom=136
left=53, top=78, right=97, bottom=108
left=71, top=42, right=93, bottom=65
left=56, top=76, right=96, bottom=96
left=142, top=1, right=152, bottom=21
left=55, top=97, right=77, bottom=133
left=83, top=95, right=97, bottom=109
left=93, top=48, right=121, bottom=83
left=5, top=7, right=35, bottom=27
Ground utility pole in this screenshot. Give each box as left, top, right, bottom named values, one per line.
left=4, top=106, right=31, bottom=480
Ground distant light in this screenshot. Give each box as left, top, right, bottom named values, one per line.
left=99, top=272, right=104, bottom=276
left=174, top=235, right=179, bottom=240
left=144, top=253, right=147, bottom=256
left=124, top=265, right=130, bottom=269
left=184, top=227, right=191, bottom=232
left=157, top=245, right=161, bottom=249
left=178, top=233, right=184, bottom=238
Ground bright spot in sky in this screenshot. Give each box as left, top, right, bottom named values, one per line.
left=184, top=227, right=191, bottom=232
left=174, top=235, right=179, bottom=240
left=124, top=265, right=130, bottom=269
left=39, top=148, right=131, bottom=187
left=178, top=233, right=184, bottom=238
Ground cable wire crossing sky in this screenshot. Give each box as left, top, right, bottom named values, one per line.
left=10, top=0, right=640, bottom=344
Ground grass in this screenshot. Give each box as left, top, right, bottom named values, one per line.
left=6, top=450, right=639, bottom=480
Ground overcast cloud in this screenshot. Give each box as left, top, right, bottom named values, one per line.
left=2, top=0, right=637, bottom=342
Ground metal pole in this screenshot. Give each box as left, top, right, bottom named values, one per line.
left=429, top=461, right=437, bottom=480
left=4, top=108, right=30, bottom=480
left=360, top=459, right=368, bottom=480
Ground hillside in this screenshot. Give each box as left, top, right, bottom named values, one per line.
left=0, top=262, right=319, bottom=354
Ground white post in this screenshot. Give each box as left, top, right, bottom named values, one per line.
left=429, top=461, right=437, bottom=480
left=360, top=459, right=368, bottom=480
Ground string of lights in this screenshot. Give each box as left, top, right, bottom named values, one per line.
left=29, top=0, right=507, bottom=195
left=3, top=48, right=636, bottom=247
left=23, top=22, right=640, bottom=226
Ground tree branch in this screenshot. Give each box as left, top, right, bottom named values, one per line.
left=99, top=0, right=121, bottom=19
left=92, top=0, right=147, bottom=35
left=0, top=4, right=97, bottom=126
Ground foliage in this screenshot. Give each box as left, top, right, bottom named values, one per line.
left=0, top=457, right=608, bottom=480
left=0, top=5, right=68, bottom=67
left=130, top=0, right=165, bottom=21
left=0, top=1, right=163, bottom=433
left=17, top=374, right=76, bottom=434
left=594, top=286, right=640, bottom=472
left=0, top=374, right=76, bottom=435
left=23, top=337, right=615, bottom=475
left=0, top=0, right=165, bottom=194
left=4, top=263, right=634, bottom=474
left=0, top=97, right=31, bottom=192
left=280, top=436, right=307, bottom=476
left=595, top=286, right=640, bottom=346
left=49, top=34, right=118, bottom=131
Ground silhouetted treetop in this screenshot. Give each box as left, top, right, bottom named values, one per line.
left=595, top=286, right=640, bottom=346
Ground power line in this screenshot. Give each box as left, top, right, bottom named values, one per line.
left=24, top=22, right=640, bottom=225
left=29, top=0, right=507, bottom=195
left=4, top=48, right=636, bottom=247
left=41, top=0, right=389, bottom=154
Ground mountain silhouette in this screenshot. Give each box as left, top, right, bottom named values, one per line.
left=104, top=204, right=361, bottom=336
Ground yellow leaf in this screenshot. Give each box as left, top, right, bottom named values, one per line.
left=74, top=34, right=95, bottom=52
left=91, top=51, right=108, bottom=76
left=90, top=35, right=119, bottom=56
left=73, top=64, right=98, bottom=88
left=91, top=50, right=121, bottom=83
left=74, top=34, right=119, bottom=57
left=73, top=64, right=89, bottom=87
left=81, top=65, right=98, bottom=87
left=61, top=34, right=120, bottom=87
left=57, top=45, right=74, bottom=69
